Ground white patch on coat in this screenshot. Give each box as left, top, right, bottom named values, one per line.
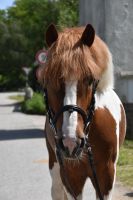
left=95, top=89, right=121, bottom=137
left=62, top=81, right=78, bottom=138
left=98, top=51, right=114, bottom=92
left=50, top=162, right=65, bottom=200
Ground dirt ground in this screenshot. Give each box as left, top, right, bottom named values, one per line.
left=113, top=181, right=133, bottom=200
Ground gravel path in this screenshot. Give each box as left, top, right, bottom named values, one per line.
left=0, top=92, right=132, bottom=200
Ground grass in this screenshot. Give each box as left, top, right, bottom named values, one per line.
left=117, top=140, right=133, bottom=188
left=9, top=94, right=24, bottom=102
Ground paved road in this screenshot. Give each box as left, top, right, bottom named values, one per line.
left=0, top=92, right=132, bottom=200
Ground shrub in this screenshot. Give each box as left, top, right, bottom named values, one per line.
left=21, top=92, right=46, bottom=115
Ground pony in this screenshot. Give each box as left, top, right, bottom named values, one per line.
left=37, top=24, right=126, bottom=200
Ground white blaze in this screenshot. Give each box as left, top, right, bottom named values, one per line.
left=62, top=81, right=78, bottom=138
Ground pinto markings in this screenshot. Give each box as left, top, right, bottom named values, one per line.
left=95, top=89, right=122, bottom=199
left=50, top=162, right=66, bottom=200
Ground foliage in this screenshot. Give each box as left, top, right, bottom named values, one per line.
left=117, top=140, right=133, bottom=187
left=21, top=92, right=46, bottom=115
left=57, top=0, right=79, bottom=29
left=0, top=20, right=27, bottom=90
left=8, top=0, right=59, bottom=60
left=0, top=0, right=78, bottom=91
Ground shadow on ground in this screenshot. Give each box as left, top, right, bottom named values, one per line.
left=0, top=102, right=22, bottom=112
left=0, top=129, right=45, bottom=141
left=125, top=192, right=133, bottom=197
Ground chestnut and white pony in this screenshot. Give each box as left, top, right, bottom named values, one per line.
left=38, top=24, right=126, bottom=200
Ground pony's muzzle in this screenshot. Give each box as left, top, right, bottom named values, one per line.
left=60, top=136, right=85, bottom=157
left=63, top=137, right=77, bottom=155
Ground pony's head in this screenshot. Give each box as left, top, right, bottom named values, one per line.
left=38, top=24, right=114, bottom=159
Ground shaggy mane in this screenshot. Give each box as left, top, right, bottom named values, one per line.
left=41, top=27, right=114, bottom=91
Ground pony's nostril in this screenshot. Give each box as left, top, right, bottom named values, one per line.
left=72, top=138, right=85, bottom=156
left=63, top=137, right=77, bottom=155
left=80, top=138, right=85, bottom=148
left=58, top=139, right=65, bottom=151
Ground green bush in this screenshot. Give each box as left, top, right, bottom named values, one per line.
left=21, top=92, right=46, bottom=115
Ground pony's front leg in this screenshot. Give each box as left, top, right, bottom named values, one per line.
left=46, top=138, right=67, bottom=200
left=64, top=191, right=83, bottom=200
left=95, top=161, right=116, bottom=200
left=50, top=162, right=83, bottom=200
left=50, top=162, right=68, bottom=200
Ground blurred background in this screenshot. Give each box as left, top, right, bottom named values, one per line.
left=0, top=0, right=132, bottom=199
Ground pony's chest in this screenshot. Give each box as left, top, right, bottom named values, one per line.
left=88, top=89, right=122, bottom=146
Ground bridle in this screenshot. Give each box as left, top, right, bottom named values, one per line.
left=44, top=80, right=98, bottom=135
left=44, top=79, right=103, bottom=200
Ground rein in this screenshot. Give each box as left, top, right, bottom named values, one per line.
left=44, top=80, right=103, bottom=200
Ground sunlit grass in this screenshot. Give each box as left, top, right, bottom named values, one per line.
left=8, top=95, right=24, bottom=102
left=117, top=140, right=133, bottom=187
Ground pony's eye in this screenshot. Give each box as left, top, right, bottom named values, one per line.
left=88, top=78, right=93, bottom=86
left=52, top=85, right=65, bottom=97
left=84, top=77, right=93, bottom=86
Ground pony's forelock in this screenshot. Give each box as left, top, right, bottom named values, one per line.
left=40, top=27, right=113, bottom=91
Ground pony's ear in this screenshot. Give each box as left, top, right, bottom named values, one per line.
left=81, top=24, right=95, bottom=47
left=46, top=23, right=58, bottom=47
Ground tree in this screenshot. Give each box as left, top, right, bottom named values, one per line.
left=0, top=19, right=28, bottom=90
left=0, top=0, right=79, bottom=91
left=8, top=0, right=59, bottom=60
left=57, top=0, right=78, bottom=29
